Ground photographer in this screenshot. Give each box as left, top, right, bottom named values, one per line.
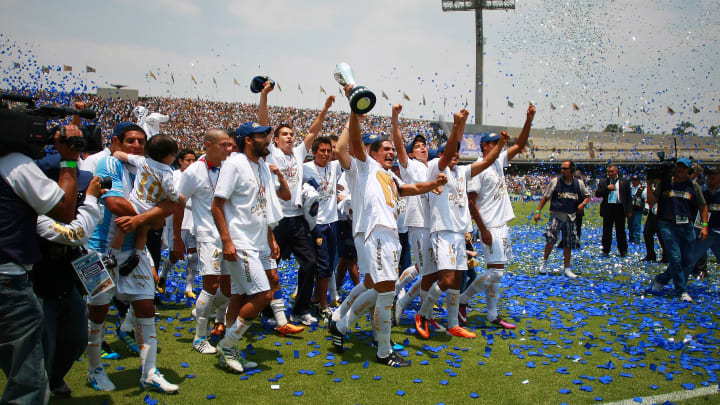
left=32, top=155, right=105, bottom=397
left=0, top=126, right=82, bottom=404
left=647, top=157, right=708, bottom=302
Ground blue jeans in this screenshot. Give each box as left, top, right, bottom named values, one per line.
left=629, top=209, right=644, bottom=243
left=0, top=272, right=49, bottom=404
left=689, top=229, right=720, bottom=276
left=656, top=221, right=696, bottom=294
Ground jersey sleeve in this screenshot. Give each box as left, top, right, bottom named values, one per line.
left=177, top=168, right=199, bottom=199
left=542, top=178, right=557, bottom=199
left=162, top=171, right=181, bottom=202
left=126, top=154, right=145, bottom=168
left=95, top=156, right=125, bottom=200
left=214, top=161, right=237, bottom=200
left=36, top=195, right=103, bottom=246
left=0, top=153, right=64, bottom=215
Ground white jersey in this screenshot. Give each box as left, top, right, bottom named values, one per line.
left=126, top=155, right=179, bottom=213
left=178, top=159, right=221, bottom=243
left=399, top=158, right=430, bottom=228
left=214, top=153, right=283, bottom=250
left=397, top=195, right=408, bottom=233
left=346, top=159, right=364, bottom=236
left=337, top=171, right=352, bottom=221
left=302, top=160, right=341, bottom=225
left=468, top=151, right=514, bottom=228
left=172, top=169, right=193, bottom=231
left=356, top=158, right=400, bottom=238
left=79, top=148, right=110, bottom=173
left=266, top=142, right=307, bottom=217
left=427, top=158, right=472, bottom=234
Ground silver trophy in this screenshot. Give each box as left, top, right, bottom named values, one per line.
left=334, top=62, right=376, bottom=114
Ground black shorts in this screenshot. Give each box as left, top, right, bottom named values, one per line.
left=335, top=220, right=357, bottom=260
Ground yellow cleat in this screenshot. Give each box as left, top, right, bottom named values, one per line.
left=185, top=290, right=197, bottom=300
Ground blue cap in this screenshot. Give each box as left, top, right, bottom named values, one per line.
left=676, top=157, right=692, bottom=167
left=362, top=133, right=382, bottom=145
left=480, top=132, right=500, bottom=144
left=405, top=134, right=427, bottom=154
left=392, top=159, right=399, bottom=168
left=112, top=122, right=145, bottom=141
left=235, top=122, right=272, bottom=143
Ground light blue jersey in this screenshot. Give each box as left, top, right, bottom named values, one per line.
left=88, top=156, right=136, bottom=251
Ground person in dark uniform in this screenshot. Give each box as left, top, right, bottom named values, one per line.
left=596, top=164, right=632, bottom=257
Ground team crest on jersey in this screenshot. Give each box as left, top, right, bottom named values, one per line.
left=316, top=237, right=324, bottom=246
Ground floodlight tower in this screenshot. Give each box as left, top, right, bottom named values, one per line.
left=441, top=0, right=515, bottom=125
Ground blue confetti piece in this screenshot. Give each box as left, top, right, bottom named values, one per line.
left=440, top=380, right=449, bottom=385
left=620, top=372, right=633, bottom=378
left=116, top=366, right=125, bottom=370
left=323, top=362, right=334, bottom=367
left=420, top=360, right=429, bottom=365
left=186, top=374, right=195, bottom=378
left=649, top=384, right=658, bottom=390
left=396, top=390, right=405, bottom=396
left=351, top=375, right=359, bottom=380
left=333, top=378, right=341, bottom=382
left=470, top=392, right=479, bottom=398
left=277, top=358, right=284, bottom=365
left=594, top=397, right=603, bottom=401
left=293, top=391, right=303, bottom=396
left=559, top=388, right=571, bottom=394
left=633, top=397, right=642, bottom=403
left=414, top=379, right=423, bottom=383
left=373, top=376, right=381, bottom=380
left=505, top=372, right=512, bottom=376
left=682, top=383, right=695, bottom=390
left=363, top=361, right=369, bottom=369
left=526, top=361, right=536, bottom=368
left=206, top=394, right=215, bottom=400
left=181, top=362, right=189, bottom=368
left=293, top=350, right=299, bottom=358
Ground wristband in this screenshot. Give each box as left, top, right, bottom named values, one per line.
left=59, top=160, right=77, bottom=168
left=702, top=222, right=709, bottom=227
left=536, top=210, right=541, bottom=213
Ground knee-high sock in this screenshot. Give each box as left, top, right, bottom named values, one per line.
left=213, top=292, right=230, bottom=324
left=270, top=298, right=288, bottom=326
left=397, top=277, right=422, bottom=309
left=136, top=317, right=157, bottom=379
left=328, top=272, right=339, bottom=303
left=87, top=320, right=104, bottom=370
left=418, top=282, right=442, bottom=318
left=446, top=289, right=460, bottom=329
left=120, top=306, right=135, bottom=333
left=374, top=292, right=395, bottom=358
left=485, top=270, right=504, bottom=322
left=337, top=289, right=378, bottom=334
left=185, top=253, right=198, bottom=291
left=332, top=282, right=367, bottom=322
left=194, top=290, right=215, bottom=340
left=459, top=270, right=493, bottom=305
left=219, top=317, right=251, bottom=349
left=158, top=258, right=172, bottom=279
left=395, top=265, right=418, bottom=295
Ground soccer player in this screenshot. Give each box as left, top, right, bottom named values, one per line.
left=459, top=104, right=536, bottom=329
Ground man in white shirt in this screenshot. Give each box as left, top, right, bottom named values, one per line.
left=258, top=82, right=335, bottom=326
left=329, top=87, right=448, bottom=366
left=211, top=122, right=288, bottom=373
left=414, top=110, right=507, bottom=340
left=460, top=104, right=536, bottom=330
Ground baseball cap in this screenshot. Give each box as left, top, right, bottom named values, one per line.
left=676, top=157, right=692, bottom=167
left=405, top=134, right=427, bottom=154
left=111, top=122, right=145, bottom=141
left=234, top=122, right=272, bottom=143
left=362, top=133, right=382, bottom=145
left=480, top=132, right=500, bottom=144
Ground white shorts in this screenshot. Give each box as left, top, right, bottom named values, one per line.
left=197, top=241, right=231, bottom=277
left=480, top=224, right=512, bottom=265
left=408, top=227, right=434, bottom=276
left=88, top=249, right=155, bottom=305
left=431, top=230, right=468, bottom=272
left=226, top=249, right=272, bottom=296
left=354, top=233, right=369, bottom=274
left=363, top=227, right=400, bottom=284
left=163, top=224, right=197, bottom=251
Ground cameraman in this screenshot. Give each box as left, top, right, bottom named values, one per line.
left=33, top=155, right=105, bottom=397
left=647, top=157, right=708, bottom=302
left=0, top=126, right=82, bottom=404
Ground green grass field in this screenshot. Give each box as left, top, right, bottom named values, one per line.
left=3, top=202, right=719, bottom=405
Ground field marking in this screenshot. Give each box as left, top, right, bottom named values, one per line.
left=603, top=385, right=718, bottom=405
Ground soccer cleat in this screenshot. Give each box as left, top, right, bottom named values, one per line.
left=290, top=312, right=318, bottom=326
left=538, top=261, right=548, bottom=275
left=118, top=253, right=139, bottom=277
left=156, top=277, right=166, bottom=294
left=117, top=330, right=140, bottom=354
left=139, top=369, right=179, bottom=394
left=446, top=326, right=477, bottom=338
left=680, top=292, right=694, bottom=303
left=372, top=339, right=405, bottom=351
left=458, top=303, right=468, bottom=326
left=87, top=367, right=115, bottom=391
left=217, top=346, right=256, bottom=373
left=275, top=323, right=304, bottom=336
left=415, top=314, right=430, bottom=339
left=210, top=322, right=226, bottom=341
left=100, top=341, right=120, bottom=360
left=428, top=318, right=446, bottom=333
left=376, top=350, right=411, bottom=367
left=329, top=321, right=344, bottom=353
left=184, top=290, right=197, bottom=300
left=192, top=337, right=217, bottom=354
left=321, top=307, right=334, bottom=324
left=564, top=268, right=578, bottom=278
left=51, top=380, right=72, bottom=397
left=490, top=316, right=516, bottom=330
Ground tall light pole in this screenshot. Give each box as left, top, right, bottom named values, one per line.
left=441, top=1, right=515, bottom=125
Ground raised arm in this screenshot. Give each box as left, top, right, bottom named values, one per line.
left=304, top=95, right=335, bottom=151
left=335, top=119, right=352, bottom=170
left=470, top=130, right=508, bottom=177
left=439, top=109, right=469, bottom=172
left=399, top=173, right=447, bottom=197
left=507, top=104, right=536, bottom=161
left=391, top=104, right=409, bottom=167
left=258, top=81, right=273, bottom=126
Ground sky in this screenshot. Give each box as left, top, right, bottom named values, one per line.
left=1, top=0, right=719, bottom=135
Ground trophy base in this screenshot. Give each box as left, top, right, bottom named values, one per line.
left=349, top=86, right=376, bottom=114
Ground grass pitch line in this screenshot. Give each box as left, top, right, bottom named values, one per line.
left=603, top=385, right=718, bottom=405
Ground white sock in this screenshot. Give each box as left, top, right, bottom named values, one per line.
left=398, top=278, right=422, bottom=309
left=329, top=272, right=339, bottom=303
left=87, top=320, right=104, bottom=370
left=446, top=289, right=460, bottom=329
left=395, top=265, right=418, bottom=294
left=459, top=270, right=492, bottom=305
left=337, top=289, right=377, bottom=334
left=332, top=283, right=367, bottom=322
left=213, top=292, right=230, bottom=324
left=136, top=317, right=157, bottom=380
left=159, top=259, right=172, bottom=279
left=120, top=306, right=135, bottom=333
left=219, top=317, right=250, bottom=349
left=418, top=282, right=442, bottom=318
left=270, top=299, right=288, bottom=327
left=374, top=292, right=395, bottom=358
left=486, top=283, right=500, bottom=322
left=194, top=290, right=215, bottom=341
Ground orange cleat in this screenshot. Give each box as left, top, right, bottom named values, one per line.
left=446, top=326, right=477, bottom=338
left=275, top=323, right=304, bottom=336
left=415, top=314, right=430, bottom=339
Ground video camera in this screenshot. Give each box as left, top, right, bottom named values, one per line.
left=0, top=92, right=103, bottom=158
left=646, top=151, right=676, bottom=182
